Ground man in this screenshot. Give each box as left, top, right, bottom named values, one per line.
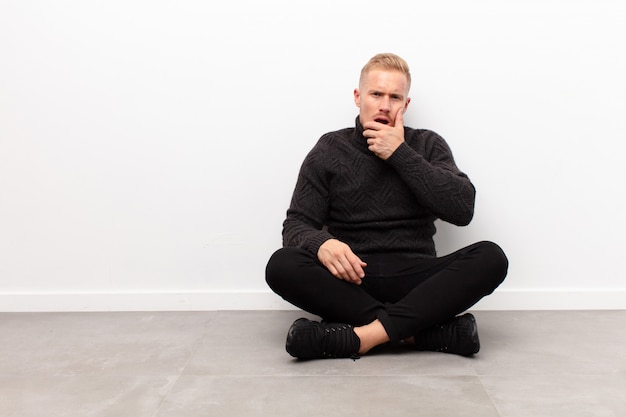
left=266, top=53, right=508, bottom=360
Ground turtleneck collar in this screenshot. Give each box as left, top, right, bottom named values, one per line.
left=353, top=116, right=371, bottom=153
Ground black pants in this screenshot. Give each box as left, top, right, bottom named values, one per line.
left=265, top=241, right=508, bottom=344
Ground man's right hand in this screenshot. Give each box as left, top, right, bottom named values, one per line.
left=317, top=239, right=367, bottom=285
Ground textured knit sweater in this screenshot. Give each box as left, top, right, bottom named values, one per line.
left=283, top=117, right=475, bottom=259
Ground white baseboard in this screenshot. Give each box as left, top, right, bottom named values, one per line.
left=0, top=289, right=625, bottom=312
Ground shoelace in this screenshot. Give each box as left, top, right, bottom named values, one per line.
left=415, top=315, right=479, bottom=356
left=425, top=323, right=455, bottom=352
left=321, top=324, right=360, bottom=360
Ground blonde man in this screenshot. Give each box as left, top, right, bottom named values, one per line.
left=266, top=53, right=508, bottom=359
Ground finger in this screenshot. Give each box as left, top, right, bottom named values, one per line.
left=337, top=255, right=359, bottom=282
left=362, top=121, right=383, bottom=131
left=342, top=261, right=366, bottom=283
left=331, top=259, right=351, bottom=281
left=351, top=260, right=366, bottom=279
left=325, top=262, right=341, bottom=279
left=345, top=253, right=367, bottom=279
left=363, top=128, right=379, bottom=139
left=394, top=106, right=404, bottom=127
left=347, top=261, right=366, bottom=285
left=349, top=273, right=362, bottom=284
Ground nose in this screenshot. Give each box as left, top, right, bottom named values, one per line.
left=379, top=96, right=391, bottom=112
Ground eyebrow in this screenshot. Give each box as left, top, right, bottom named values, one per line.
left=369, top=89, right=405, bottom=100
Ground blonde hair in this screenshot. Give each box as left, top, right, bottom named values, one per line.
left=359, top=53, right=411, bottom=90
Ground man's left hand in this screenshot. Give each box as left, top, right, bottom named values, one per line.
left=363, top=107, right=405, bottom=160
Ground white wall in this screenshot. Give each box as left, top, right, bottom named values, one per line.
left=1, top=0, right=625, bottom=311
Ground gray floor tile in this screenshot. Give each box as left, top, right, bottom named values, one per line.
left=0, top=312, right=213, bottom=376
left=0, top=374, right=176, bottom=417
left=156, top=375, right=499, bottom=417
left=471, top=310, right=626, bottom=376
left=481, top=374, right=626, bottom=417
left=185, top=310, right=478, bottom=377
left=1, top=310, right=624, bottom=417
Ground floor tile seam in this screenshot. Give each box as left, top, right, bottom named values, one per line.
left=151, top=332, right=209, bottom=417
left=173, top=373, right=481, bottom=379
left=0, top=372, right=185, bottom=379
left=475, top=374, right=504, bottom=417
left=475, top=372, right=626, bottom=378
left=150, top=373, right=183, bottom=417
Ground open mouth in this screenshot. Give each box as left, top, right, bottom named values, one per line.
left=375, top=118, right=389, bottom=125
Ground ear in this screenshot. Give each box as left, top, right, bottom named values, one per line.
left=353, top=88, right=361, bottom=108
left=404, top=97, right=411, bottom=111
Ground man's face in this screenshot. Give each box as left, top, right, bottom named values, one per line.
left=354, top=69, right=410, bottom=127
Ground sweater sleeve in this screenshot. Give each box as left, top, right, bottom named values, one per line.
left=386, top=130, right=476, bottom=226
left=282, top=140, right=335, bottom=254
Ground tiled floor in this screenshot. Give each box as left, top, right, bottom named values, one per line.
left=1, top=310, right=625, bottom=417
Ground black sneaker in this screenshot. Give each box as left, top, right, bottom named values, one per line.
left=413, top=313, right=480, bottom=356
left=285, top=318, right=361, bottom=360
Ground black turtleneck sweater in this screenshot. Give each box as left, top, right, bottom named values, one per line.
left=283, top=117, right=475, bottom=259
